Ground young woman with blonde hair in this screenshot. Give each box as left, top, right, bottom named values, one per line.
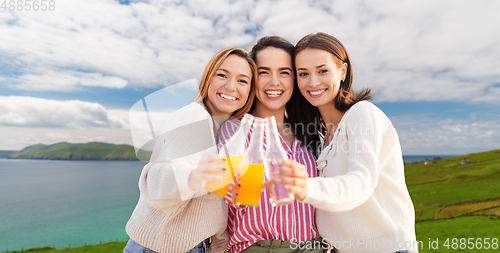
left=124, top=47, right=257, bottom=253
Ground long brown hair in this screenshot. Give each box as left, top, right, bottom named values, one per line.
left=287, top=32, right=371, bottom=156
left=194, top=47, right=257, bottom=118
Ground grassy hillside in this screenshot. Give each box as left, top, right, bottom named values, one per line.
left=6, top=142, right=151, bottom=161
left=406, top=149, right=500, bottom=221
left=2, top=242, right=127, bottom=253
left=416, top=215, right=500, bottom=252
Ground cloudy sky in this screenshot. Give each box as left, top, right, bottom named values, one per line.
left=0, top=0, right=499, bottom=155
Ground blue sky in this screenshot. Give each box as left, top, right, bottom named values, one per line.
left=0, top=0, right=499, bottom=155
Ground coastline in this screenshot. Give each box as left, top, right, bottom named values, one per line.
left=402, top=155, right=458, bottom=163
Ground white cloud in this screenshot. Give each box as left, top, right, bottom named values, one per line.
left=1, top=0, right=499, bottom=102
left=342, top=1, right=500, bottom=105
left=1, top=0, right=499, bottom=153
left=0, top=96, right=128, bottom=128
left=0, top=0, right=258, bottom=90
left=0, top=95, right=182, bottom=150
left=13, top=70, right=128, bottom=91
left=391, top=114, right=500, bottom=155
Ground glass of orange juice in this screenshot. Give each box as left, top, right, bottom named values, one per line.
left=235, top=117, right=266, bottom=206
left=206, top=114, right=255, bottom=198
left=236, top=163, right=265, bottom=206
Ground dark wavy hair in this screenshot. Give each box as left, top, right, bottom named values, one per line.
left=287, top=32, right=371, bottom=156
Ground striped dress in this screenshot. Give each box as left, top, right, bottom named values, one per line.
left=218, top=118, right=320, bottom=253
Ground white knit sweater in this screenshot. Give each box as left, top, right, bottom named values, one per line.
left=302, top=101, right=418, bottom=253
left=126, top=102, right=229, bottom=253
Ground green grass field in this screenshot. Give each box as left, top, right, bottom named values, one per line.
left=408, top=149, right=500, bottom=252
left=407, top=149, right=500, bottom=219
left=416, top=215, right=500, bottom=252
left=438, top=198, right=500, bottom=219
left=2, top=242, right=127, bottom=253
left=5, top=149, right=500, bottom=253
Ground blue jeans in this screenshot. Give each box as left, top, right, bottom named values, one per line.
left=123, top=239, right=157, bottom=253
left=124, top=238, right=212, bottom=253
left=186, top=237, right=212, bottom=253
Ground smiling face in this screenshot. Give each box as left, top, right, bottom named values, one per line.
left=253, top=47, right=294, bottom=114
left=205, top=54, right=252, bottom=117
left=295, top=48, right=347, bottom=108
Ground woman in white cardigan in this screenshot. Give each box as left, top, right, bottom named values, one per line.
left=273, top=32, right=418, bottom=253
left=124, top=47, right=257, bottom=253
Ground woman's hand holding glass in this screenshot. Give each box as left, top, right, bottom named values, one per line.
left=188, top=154, right=227, bottom=192
left=227, top=173, right=271, bottom=207
left=229, top=173, right=242, bottom=205
left=270, top=159, right=309, bottom=201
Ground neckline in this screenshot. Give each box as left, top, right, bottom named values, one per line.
left=320, top=105, right=351, bottom=154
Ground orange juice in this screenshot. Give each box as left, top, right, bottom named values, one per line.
left=205, top=155, right=243, bottom=198
left=236, top=164, right=265, bottom=206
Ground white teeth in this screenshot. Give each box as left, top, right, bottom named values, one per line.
left=265, top=90, right=284, bottom=97
left=219, top=93, right=237, bottom=101
left=310, top=89, right=326, bottom=96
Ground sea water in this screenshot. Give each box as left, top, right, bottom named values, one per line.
left=0, top=159, right=145, bottom=251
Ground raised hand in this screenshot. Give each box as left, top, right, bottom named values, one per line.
left=188, top=154, right=227, bottom=192
left=272, top=159, right=309, bottom=201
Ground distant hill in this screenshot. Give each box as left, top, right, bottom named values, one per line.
left=5, top=142, right=151, bottom=161
left=0, top=150, right=17, bottom=158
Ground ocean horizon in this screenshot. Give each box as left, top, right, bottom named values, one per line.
left=402, top=155, right=458, bottom=163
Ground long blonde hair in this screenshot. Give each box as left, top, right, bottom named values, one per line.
left=194, top=47, right=257, bottom=118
